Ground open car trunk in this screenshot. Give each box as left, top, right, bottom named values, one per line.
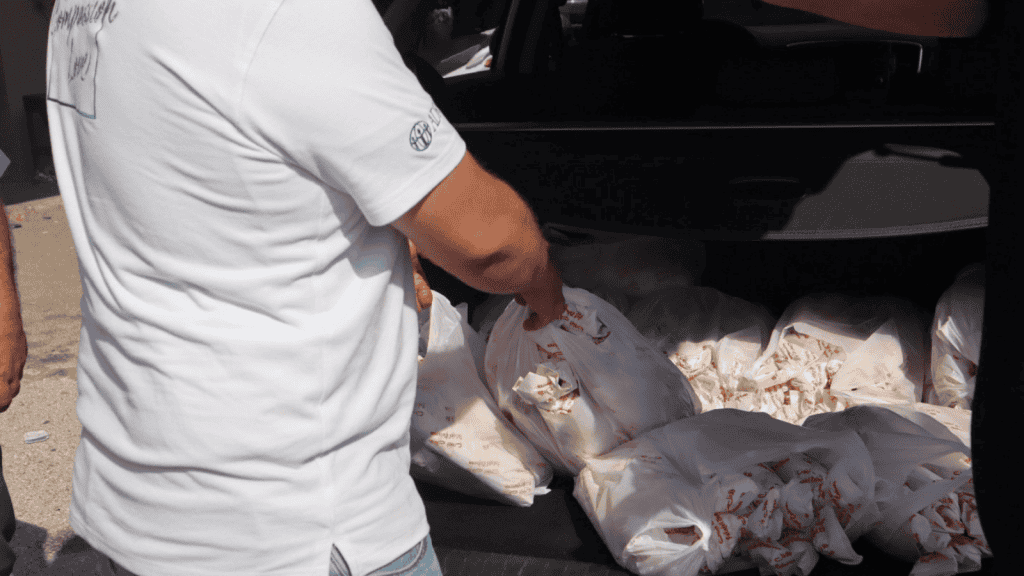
left=389, top=0, right=1020, bottom=574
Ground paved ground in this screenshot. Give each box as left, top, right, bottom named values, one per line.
left=1, top=180, right=109, bottom=574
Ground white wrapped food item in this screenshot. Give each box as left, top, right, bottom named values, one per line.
left=484, top=286, right=700, bottom=475
left=927, top=263, right=984, bottom=409
left=574, top=410, right=878, bottom=576
left=804, top=406, right=991, bottom=576
left=411, top=291, right=553, bottom=506
left=542, top=223, right=706, bottom=317
left=742, top=293, right=929, bottom=425
left=909, top=403, right=973, bottom=448
left=627, top=286, right=776, bottom=414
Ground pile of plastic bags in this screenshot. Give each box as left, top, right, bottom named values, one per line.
left=409, top=221, right=989, bottom=575
left=805, top=406, right=989, bottom=576
left=574, top=406, right=990, bottom=576
left=624, top=267, right=983, bottom=427
left=574, top=409, right=877, bottom=576
left=626, top=287, right=931, bottom=426
left=743, top=293, right=930, bottom=425
left=626, top=286, right=775, bottom=414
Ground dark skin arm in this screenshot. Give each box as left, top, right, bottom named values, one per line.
left=393, top=151, right=566, bottom=331
left=762, top=0, right=989, bottom=38
left=409, top=239, right=434, bottom=312
left=0, top=197, right=27, bottom=413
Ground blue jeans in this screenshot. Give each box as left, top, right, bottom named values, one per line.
left=1, top=446, right=16, bottom=576
left=330, top=535, right=442, bottom=576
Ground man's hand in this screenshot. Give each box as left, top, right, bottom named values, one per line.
left=514, top=258, right=567, bottom=332
left=1, top=193, right=26, bottom=413
left=409, top=240, right=433, bottom=312
left=0, top=313, right=26, bottom=413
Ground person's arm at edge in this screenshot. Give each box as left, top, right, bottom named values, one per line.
left=392, top=151, right=567, bottom=331
left=0, top=197, right=27, bottom=413
left=408, top=240, right=434, bottom=312
left=762, top=0, right=989, bottom=38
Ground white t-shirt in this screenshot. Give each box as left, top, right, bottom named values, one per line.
left=44, top=1, right=466, bottom=575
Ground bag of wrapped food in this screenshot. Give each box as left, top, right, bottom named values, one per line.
left=804, top=405, right=991, bottom=576
left=574, top=409, right=879, bottom=576
left=484, top=285, right=700, bottom=475
left=411, top=291, right=553, bottom=506
left=542, top=223, right=706, bottom=318
left=627, top=286, right=776, bottom=414
left=741, top=293, right=929, bottom=425
left=927, top=263, right=984, bottom=409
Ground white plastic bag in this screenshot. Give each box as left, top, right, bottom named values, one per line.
left=627, top=286, right=776, bottom=414
left=484, top=285, right=700, bottom=475
left=542, top=223, right=706, bottom=317
left=574, top=409, right=878, bottom=576
left=927, top=263, right=984, bottom=409
left=910, top=403, right=972, bottom=448
left=410, top=291, right=553, bottom=506
left=803, top=405, right=991, bottom=576
left=742, top=293, right=929, bottom=425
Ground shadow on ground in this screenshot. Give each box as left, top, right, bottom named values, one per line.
left=0, top=180, right=60, bottom=207
left=9, top=521, right=109, bottom=576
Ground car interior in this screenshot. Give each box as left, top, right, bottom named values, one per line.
left=385, top=0, right=997, bottom=124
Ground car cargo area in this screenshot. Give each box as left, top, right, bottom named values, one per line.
left=386, top=0, right=1016, bottom=574
left=413, top=224, right=990, bottom=576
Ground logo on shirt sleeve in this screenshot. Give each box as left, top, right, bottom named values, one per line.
left=410, top=121, right=432, bottom=152
left=409, top=106, right=444, bottom=152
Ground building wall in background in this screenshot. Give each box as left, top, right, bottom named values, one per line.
left=0, top=1, right=52, bottom=184
left=0, top=44, right=16, bottom=182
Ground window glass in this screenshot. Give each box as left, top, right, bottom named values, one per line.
left=417, top=0, right=506, bottom=78
left=413, top=0, right=998, bottom=123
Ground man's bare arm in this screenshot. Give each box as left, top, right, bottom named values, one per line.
left=0, top=197, right=27, bottom=413
left=763, top=0, right=989, bottom=37
left=392, top=151, right=566, bottom=330
left=408, top=240, right=434, bottom=312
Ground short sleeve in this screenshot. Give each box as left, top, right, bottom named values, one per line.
left=239, top=0, right=467, bottom=227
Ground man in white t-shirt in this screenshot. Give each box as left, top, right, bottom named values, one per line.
left=44, top=1, right=564, bottom=575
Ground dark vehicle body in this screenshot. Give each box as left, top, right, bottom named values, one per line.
left=379, top=1, right=1021, bottom=574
